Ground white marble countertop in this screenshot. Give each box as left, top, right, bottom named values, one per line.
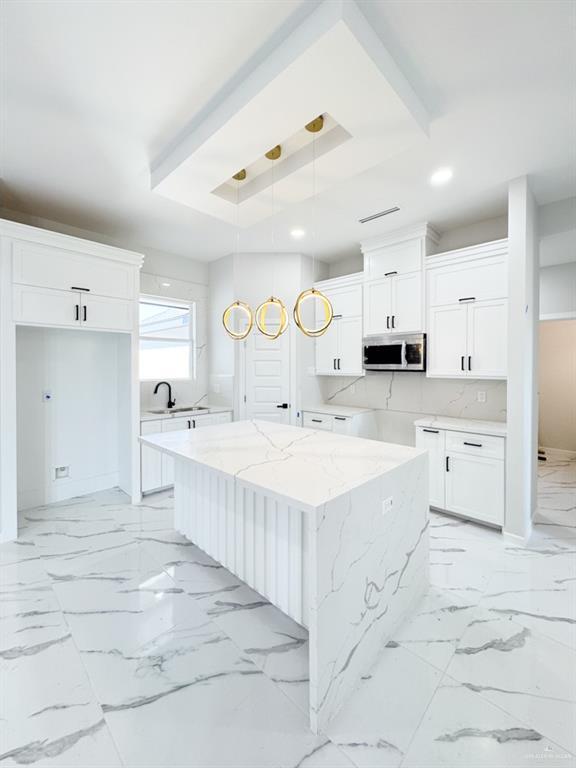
left=140, top=419, right=425, bottom=510
left=302, top=404, right=373, bottom=417
left=141, top=406, right=233, bottom=422
left=414, top=416, right=507, bottom=437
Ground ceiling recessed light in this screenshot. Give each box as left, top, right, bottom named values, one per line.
left=429, top=167, right=453, bottom=186
left=161, top=282, right=171, bottom=287
left=290, top=228, right=306, bottom=239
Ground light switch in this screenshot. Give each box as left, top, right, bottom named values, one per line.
left=477, top=391, right=487, bottom=403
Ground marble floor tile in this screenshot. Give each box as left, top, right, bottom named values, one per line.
left=389, top=587, right=480, bottom=672
left=326, top=643, right=442, bottom=768
left=445, top=615, right=576, bottom=755
left=401, top=679, right=576, bottom=767
left=0, top=454, right=574, bottom=767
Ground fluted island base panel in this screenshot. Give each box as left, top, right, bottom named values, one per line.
left=141, top=420, right=429, bottom=733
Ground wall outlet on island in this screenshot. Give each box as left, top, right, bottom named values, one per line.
left=55, top=466, right=69, bottom=480
left=477, top=391, right=487, bottom=403
left=382, top=496, right=393, bottom=515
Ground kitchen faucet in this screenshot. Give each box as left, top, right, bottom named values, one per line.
left=153, top=381, right=175, bottom=409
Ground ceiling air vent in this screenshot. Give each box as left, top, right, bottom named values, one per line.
left=359, top=206, right=400, bottom=224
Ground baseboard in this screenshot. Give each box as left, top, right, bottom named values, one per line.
left=539, top=446, right=576, bottom=460
left=18, top=472, right=120, bottom=511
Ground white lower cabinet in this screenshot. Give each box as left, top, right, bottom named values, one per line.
left=140, top=411, right=232, bottom=493
left=416, top=423, right=505, bottom=527
left=302, top=409, right=377, bottom=439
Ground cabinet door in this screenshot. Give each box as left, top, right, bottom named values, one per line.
left=161, top=418, right=192, bottom=486
left=325, top=284, right=362, bottom=318
left=315, top=319, right=339, bottom=375
left=364, top=278, right=392, bottom=336
left=13, top=285, right=81, bottom=328
left=415, top=427, right=446, bottom=508
left=365, top=239, right=422, bottom=278
left=427, top=304, right=468, bottom=377
left=140, top=421, right=163, bottom=493
left=337, top=317, right=364, bottom=375
left=427, top=256, right=507, bottom=307
left=81, top=295, right=133, bottom=333
left=467, top=299, right=507, bottom=379
left=391, top=272, right=422, bottom=333
left=445, top=453, right=504, bottom=526
left=12, top=240, right=136, bottom=300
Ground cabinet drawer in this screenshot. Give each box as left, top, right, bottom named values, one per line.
left=332, top=415, right=351, bottom=435
left=365, top=239, right=422, bottom=278
left=303, top=413, right=333, bottom=431
left=427, top=256, right=507, bottom=307
left=13, top=285, right=80, bottom=327
left=12, top=240, right=136, bottom=300
left=445, top=431, right=505, bottom=460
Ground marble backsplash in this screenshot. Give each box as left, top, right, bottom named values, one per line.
left=319, top=373, right=507, bottom=446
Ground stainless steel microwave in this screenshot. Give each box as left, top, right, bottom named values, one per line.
left=363, top=333, right=426, bottom=371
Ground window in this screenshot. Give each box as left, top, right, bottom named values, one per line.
left=139, top=297, right=195, bottom=381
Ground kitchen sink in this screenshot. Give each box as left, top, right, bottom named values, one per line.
left=147, top=406, right=209, bottom=415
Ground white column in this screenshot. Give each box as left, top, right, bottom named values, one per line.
left=0, top=237, right=18, bottom=542
left=505, top=176, right=539, bottom=541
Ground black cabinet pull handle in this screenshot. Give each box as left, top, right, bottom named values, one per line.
left=463, top=441, right=482, bottom=447
left=446, top=456, right=450, bottom=472
left=423, top=428, right=439, bottom=434
left=391, top=315, right=395, bottom=329
left=187, top=419, right=191, bottom=429
left=461, top=355, right=465, bottom=371
left=311, top=418, right=322, bottom=423
left=333, top=314, right=343, bottom=319
left=458, top=296, right=476, bottom=302
left=335, top=416, right=346, bottom=421
left=71, top=286, right=90, bottom=292
left=83, top=305, right=87, bottom=322
left=386, top=315, right=390, bottom=329
left=468, top=355, right=472, bottom=371
left=192, top=419, right=196, bottom=429
left=384, top=271, right=397, bottom=277
left=333, top=358, right=336, bottom=370
left=337, top=358, right=341, bottom=370
left=74, top=304, right=79, bottom=321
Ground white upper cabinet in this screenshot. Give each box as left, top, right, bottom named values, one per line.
left=12, top=240, right=138, bottom=300
left=315, top=275, right=364, bottom=376
left=426, top=239, right=508, bottom=379
left=362, top=224, right=438, bottom=337
left=5, top=221, right=143, bottom=334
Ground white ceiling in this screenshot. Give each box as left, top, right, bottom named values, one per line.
left=1, top=0, right=575, bottom=263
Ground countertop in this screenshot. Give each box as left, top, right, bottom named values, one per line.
left=140, top=405, right=233, bottom=422
left=140, top=419, right=425, bottom=511
left=302, top=404, right=373, bottom=417
left=414, top=416, right=507, bottom=437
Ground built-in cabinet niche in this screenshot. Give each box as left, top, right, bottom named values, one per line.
left=314, top=274, right=364, bottom=376
left=426, top=239, right=508, bottom=379
left=1, top=219, right=143, bottom=524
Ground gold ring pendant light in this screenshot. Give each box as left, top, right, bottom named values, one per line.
left=293, top=116, right=334, bottom=338
left=256, top=145, right=289, bottom=340
left=222, top=171, right=254, bottom=340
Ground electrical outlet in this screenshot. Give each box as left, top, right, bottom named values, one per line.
left=382, top=496, right=393, bottom=515
left=477, top=391, right=487, bottom=403
left=55, top=466, right=69, bottom=480
left=42, top=390, right=53, bottom=402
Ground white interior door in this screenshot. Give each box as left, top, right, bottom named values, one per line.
left=244, top=327, right=291, bottom=423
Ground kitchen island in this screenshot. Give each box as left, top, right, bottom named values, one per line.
left=140, top=420, right=429, bottom=732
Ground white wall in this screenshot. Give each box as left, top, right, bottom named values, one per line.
left=16, top=326, right=126, bottom=510
left=538, top=319, right=576, bottom=453
left=506, top=176, right=539, bottom=541
left=539, top=197, right=576, bottom=267
left=540, top=262, right=576, bottom=319
left=436, top=215, right=508, bottom=253
left=328, top=252, right=362, bottom=278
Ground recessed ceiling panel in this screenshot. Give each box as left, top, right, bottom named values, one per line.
left=151, top=0, right=429, bottom=226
